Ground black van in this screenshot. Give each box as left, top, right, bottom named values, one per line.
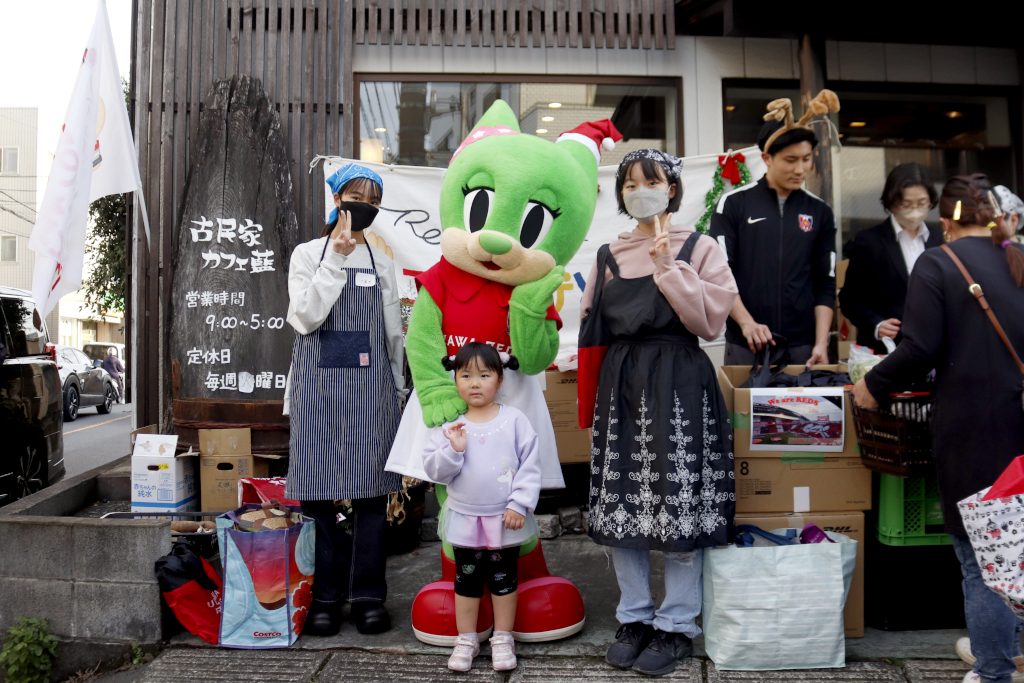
left=0, top=286, right=65, bottom=506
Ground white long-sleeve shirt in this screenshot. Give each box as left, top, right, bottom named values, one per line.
left=283, top=237, right=404, bottom=414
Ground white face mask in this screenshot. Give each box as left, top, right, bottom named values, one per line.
left=893, top=206, right=928, bottom=228
left=623, top=187, right=670, bottom=224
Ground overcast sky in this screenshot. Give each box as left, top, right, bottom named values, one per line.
left=0, top=0, right=133, bottom=204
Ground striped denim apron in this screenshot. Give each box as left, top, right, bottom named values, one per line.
left=286, top=241, right=403, bottom=501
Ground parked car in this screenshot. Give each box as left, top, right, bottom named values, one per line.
left=0, top=286, right=65, bottom=507
left=55, top=344, right=117, bottom=421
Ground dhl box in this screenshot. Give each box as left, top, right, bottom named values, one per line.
left=543, top=370, right=591, bottom=464
left=735, top=511, right=865, bottom=638
left=131, top=433, right=197, bottom=514
left=197, top=429, right=273, bottom=512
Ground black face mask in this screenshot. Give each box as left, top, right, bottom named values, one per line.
left=337, top=201, right=380, bottom=232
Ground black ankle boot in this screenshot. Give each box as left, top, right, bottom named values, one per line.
left=302, top=602, right=341, bottom=637
left=352, top=601, right=391, bottom=634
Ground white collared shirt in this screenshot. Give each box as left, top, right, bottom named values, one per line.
left=875, top=215, right=931, bottom=342
left=890, top=213, right=930, bottom=275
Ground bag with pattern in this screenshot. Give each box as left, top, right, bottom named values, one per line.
left=958, top=455, right=1024, bottom=621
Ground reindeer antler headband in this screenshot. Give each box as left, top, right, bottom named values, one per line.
left=762, top=89, right=841, bottom=154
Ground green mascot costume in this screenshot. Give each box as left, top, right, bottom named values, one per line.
left=385, top=100, right=620, bottom=643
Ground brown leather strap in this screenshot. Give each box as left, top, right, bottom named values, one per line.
left=941, top=244, right=1024, bottom=376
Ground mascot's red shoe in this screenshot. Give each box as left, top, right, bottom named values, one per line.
left=410, top=540, right=585, bottom=645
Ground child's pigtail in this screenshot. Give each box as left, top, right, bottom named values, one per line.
left=441, top=355, right=455, bottom=372
left=502, top=355, right=520, bottom=371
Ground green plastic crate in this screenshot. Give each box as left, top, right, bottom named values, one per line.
left=876, top=473, right=952, bottom=546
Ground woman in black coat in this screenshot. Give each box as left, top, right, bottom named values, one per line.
left=840, top=164, right=943, bottom=354
left=853, top=174, right=1024, bottom=683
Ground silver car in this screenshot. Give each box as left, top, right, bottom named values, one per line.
left=54, top=344, right=116, bottom=421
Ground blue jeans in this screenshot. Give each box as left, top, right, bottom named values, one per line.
left=952, top=535, right=1022, bottom=683
left=611, top=547, right=703, bottom=637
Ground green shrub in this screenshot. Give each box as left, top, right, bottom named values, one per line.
left=0, top=618, right=60, bottom=683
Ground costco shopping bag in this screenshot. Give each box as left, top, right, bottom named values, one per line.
left=703, top=526, right=857, bottom=670
left=154, top=543, right=223, bottom=644
left=216, top=504, right=315, bottom=648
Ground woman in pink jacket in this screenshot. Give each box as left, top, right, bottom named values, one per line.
left=581, top=150, right=738, bottom=677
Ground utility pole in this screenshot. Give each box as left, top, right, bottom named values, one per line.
left=799, top=34, right=834, bottom=206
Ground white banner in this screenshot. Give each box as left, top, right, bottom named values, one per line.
left=318, top=148, right=765, bottom=364
left=29, top=0, right=142, bottom=317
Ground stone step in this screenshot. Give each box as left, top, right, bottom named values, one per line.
left=137, top=649, right=329, bottom=683
left=707, top=661, right=906, bottom=682
left=904, top=660, right=972, bottom=682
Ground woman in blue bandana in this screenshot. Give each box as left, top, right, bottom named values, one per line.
left=284, top=163, right=405, bottom=636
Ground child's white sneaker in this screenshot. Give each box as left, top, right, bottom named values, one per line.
left=490, top=631, right=517, bottom=671
left=448, top=635, right=480, bottom=672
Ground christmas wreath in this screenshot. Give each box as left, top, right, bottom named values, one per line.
left=694, top=151, right=752, bottom=234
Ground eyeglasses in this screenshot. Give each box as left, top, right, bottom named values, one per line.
left=897, top=201, right=931, bottom=211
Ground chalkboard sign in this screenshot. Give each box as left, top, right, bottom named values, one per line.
left=171, top=76, right=298, bottom=400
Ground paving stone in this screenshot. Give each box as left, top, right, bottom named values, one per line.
left=137, top=649, right=328, bottom=683
left=509, top=656, right=702, bottom=681
left=903, top=660, right=972, bottom=682
left=556, top=506, right=581, bottom=530
left=536, top=514, right=561, bottom=539
left=315, top=651, right=501, bottom=682
left=706, top=661, right=906, bottom=682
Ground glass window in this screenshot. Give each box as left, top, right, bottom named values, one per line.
left=0, top=236, right=16, bottom=262
left=0, top=296, right=43, bottom=357
left=1, top=148, right=18, bottom=175
left=74, top=349, right=93, bottom=365
left=723, top=82, right=1015, bottom=251
left=358, top=80, right=678, bottom=168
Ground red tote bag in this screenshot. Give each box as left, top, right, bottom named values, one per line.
left=578, top=244, right=613, bottom=429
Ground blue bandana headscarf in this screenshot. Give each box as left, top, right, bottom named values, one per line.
left=326, top=163, right=383, bottom=224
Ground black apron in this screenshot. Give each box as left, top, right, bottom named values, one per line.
left=588, top=234, right=735, bottom=552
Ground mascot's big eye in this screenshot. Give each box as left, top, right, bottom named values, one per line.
left=463, top=187, right=494, bottom=233
left=519, top=202, right=557, bottom=248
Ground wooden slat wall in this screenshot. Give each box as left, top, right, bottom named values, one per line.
left=131, top=0, right=348, bottom=430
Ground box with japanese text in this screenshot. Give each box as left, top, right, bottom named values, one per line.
left=197, top=428, right=275, bottom=511
left=543, top=370, right=592, bottom=464
left=131, top=434, right=197, bottom=513
left=735, top=511, right=865, bottom=638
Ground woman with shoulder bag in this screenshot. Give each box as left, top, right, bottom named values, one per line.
left=853, top=174, right=1024, bottom=683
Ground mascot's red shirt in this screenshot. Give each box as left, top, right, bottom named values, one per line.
left=416, top=257, right=562, bottom=357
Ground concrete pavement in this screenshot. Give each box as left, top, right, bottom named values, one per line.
left=62, top=403, right=133, bottom=478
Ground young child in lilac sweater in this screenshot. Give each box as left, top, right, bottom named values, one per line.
left=421, top=342, right=542, bottom=673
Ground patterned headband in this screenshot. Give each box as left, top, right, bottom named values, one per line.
left=616, top=149, right=683, bottom=182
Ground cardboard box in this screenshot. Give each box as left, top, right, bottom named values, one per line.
left=734, top=456, right=871, bottom=513
left=718, top=365, right=859, bottom=460
left=131, top=434, right=197, bottom=513
left=735, top=511, right=865, bottom=638
left=197, top=429, right=275, bottom=511
left=543, top=370, right=591, bottom=464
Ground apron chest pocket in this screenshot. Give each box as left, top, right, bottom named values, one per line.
left=318, top=331, right=372, bottom=368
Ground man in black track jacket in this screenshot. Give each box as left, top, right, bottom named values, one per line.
left=710, top=121, right=837, bottom=366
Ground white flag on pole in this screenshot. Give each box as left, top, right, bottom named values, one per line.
left=29, top=0, right=144, bottom=318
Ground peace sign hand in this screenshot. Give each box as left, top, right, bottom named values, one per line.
left=331, top=210, right=357, bottom=256
left=649, top=213, right=674, bottom=261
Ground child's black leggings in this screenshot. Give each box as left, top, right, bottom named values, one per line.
left=453, top=546, right=520, bottom=598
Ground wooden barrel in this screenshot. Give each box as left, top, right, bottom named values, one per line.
left=173, top=398, right=289, bottom=455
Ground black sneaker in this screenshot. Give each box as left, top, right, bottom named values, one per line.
left=605, top=622, right=655, bottom=669
left=632, top=629, right=693, bottom=676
